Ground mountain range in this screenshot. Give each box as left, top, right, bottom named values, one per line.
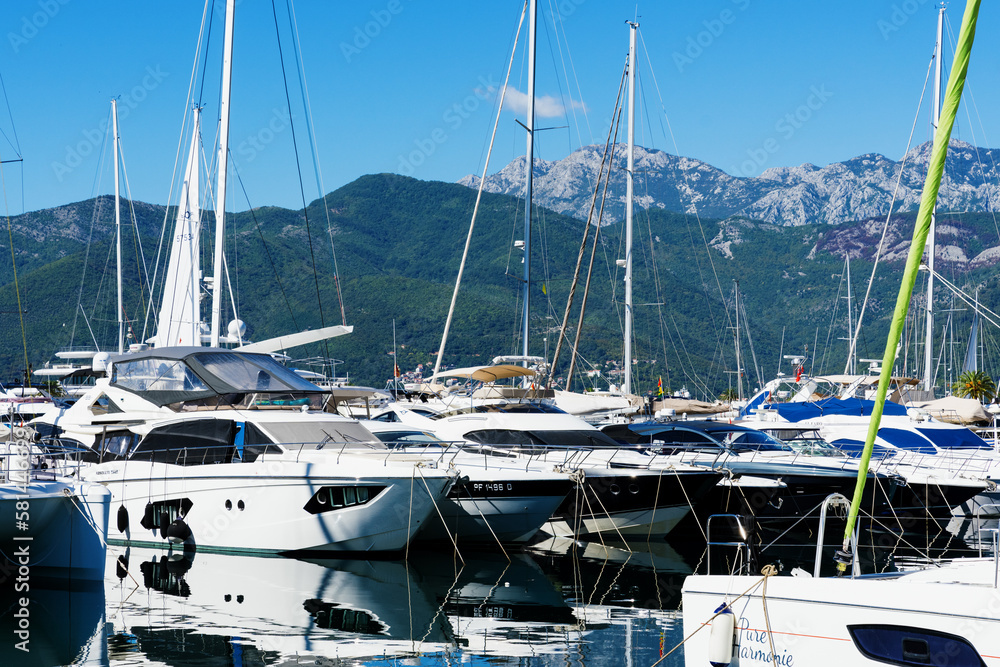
left=460, top=140, right=1000, bottom=228
left=2, top=171, right=999, bottom=399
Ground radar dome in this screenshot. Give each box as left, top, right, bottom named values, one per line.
left=228, top=319, right=247, bottom=339
left=93, top=352, right=112, bottom=372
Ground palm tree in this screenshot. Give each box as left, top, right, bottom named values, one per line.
left=952, top=370, right=996, bottom=402
left=718, top=388, right=739, bottom=403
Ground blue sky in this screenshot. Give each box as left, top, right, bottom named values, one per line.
left=0, top=0, right=997, bottom=215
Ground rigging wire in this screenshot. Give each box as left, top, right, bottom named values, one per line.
left=231, top=158, right=299, bottom=331
left=71, top=106, right=112, bottom=348
left=433, top=1, right=527, bottom=378
left=548, top=56, right=626, bottom=387
left=847, top=45, right=935, bottom=376
left=567, top=104, right=624, bottom=390
left=0, top=70, right=21, bottom=159
left=285, top=0, right=346, bottom=326
left=144, top=0, right=214, bottom=342
left=819, top=259, right=846, bottom=375
left=638, top=29, right=732, bottom=390
left=196, top=0, right=216, bottom=107
left=0, top=150, right=29, bottom=384
left=547, top=0, right=593, bottom=151
left=737, top=290, right=763, bottom=391
left=117, top=137, right=155, bottom=342
left=269, top=0, right=329, bottom=359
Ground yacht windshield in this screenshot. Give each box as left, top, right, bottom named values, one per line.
left=707, top=428, right=790, bottom=452
left=112, top=358, right=215, bottom=405
left=193, top=352, right=321, bottom=393
left=257, top=420, right=384, bottom=450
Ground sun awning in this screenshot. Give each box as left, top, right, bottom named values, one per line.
left=430, top=364, right=536, bottom=382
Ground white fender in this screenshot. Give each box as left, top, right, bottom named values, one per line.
left=708, top=602, right=735, bottom=666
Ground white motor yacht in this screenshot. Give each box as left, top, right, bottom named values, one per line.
left=33, top=347, right=455, bottom=554
left=376, top=401, right=723, bottom=539
left=363, top=420, right=575, bottom=544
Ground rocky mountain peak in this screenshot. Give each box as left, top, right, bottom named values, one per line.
left=460, top=140, right=1000, bottom=226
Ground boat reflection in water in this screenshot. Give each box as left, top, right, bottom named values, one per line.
left=101, top=539, right=689, bottom=666
left=106, top=545, right=451, bottom=663
left=0, top=576, right=105, bottom=667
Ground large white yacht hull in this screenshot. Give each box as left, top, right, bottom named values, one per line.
left=88, top=456, right=452, bottom=554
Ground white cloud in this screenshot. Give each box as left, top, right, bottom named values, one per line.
left=490, top=86, right=587, bottom=118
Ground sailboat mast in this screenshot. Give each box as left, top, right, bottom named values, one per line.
left=520, top=0, right=536, bottom=362
left=924, top=3, right=945, bottom=392
left=846, top=256, right=854, bottom=374
left=112, top=99, right=123, bottom=355
left=734, top=281, right=743, bottom=401
left=623, top=21, right=637, bottom=395
left=211, top=0, right=236, bottom=348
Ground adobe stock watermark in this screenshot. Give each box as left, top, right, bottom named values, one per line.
left=877, top=0, right=934, bottom=40
left=731, top=84, right=833, bottom=177
left=51, top=65, right=169, bottom=182
left=552, top=0, right=586, bottom=20
left=234, top=108, right=290, bottom=164
left=672, top=0, right=751, bottom=73
left=340, top=0, right=409, bottom=63
left=396, top=75, right=499, bottom=177
left=8, top=0, right=71, bottom=54
left=9, top=438, right=32, bottom=654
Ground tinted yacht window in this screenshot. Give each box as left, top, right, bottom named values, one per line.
left=130, top=419, right=236, bottom=465
left=193, top=352, right=320, bottom=393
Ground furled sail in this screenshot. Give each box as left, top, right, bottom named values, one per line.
left=153, top=108, right=203, bottom=348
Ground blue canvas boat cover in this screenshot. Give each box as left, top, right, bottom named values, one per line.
left=877, top=427, right=937, bottom=454
left=773, top=397, right=908, bottom=422
left=916, top=426, right=990, bottom=450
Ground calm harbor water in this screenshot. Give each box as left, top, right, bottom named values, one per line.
left=4, top=514, right=994, bottom=667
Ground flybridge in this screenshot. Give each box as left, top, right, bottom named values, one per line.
left=110, top=347, right=323, bottom=407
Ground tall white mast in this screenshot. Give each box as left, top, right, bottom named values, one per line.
left=623, top=21, right=637, bottom=395
left=211, top=0, right=236, bottom=348
left=112, top=99, right=124, bottom=354
left=520, top=0, right=537, bottom=361
left=924, top=3, right=945, bottom=392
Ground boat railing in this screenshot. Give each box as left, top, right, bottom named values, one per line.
left=383, top=441, right=477, bottom=468
left=705, top=513, right=751, bottom=575
left=0, top=437, right=94, bottom=483
left=973, top=521, right=1000, bottom=588
left=36, top=435, right=460, bottom=470
left=425, top=442, right=623, bottom=473
left=813, top=493, right=858, bottom=578
left=875, top=448, right=992, bottom=481
left=974, top=504, right=1000, bottom=568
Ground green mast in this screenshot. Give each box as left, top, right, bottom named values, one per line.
left=836, top=0, right=982, bottom=574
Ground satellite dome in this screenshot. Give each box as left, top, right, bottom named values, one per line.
left=93, top=352, right=112, bottom=372
left=228, top=319, right=247, bottom=339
